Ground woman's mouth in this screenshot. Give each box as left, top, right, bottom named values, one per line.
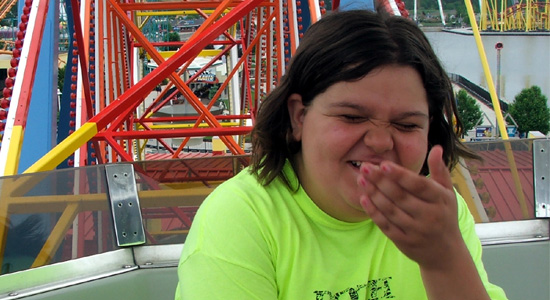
left=350, top=161, right=362, bottom=168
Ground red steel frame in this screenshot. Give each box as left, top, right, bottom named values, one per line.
left=0, top=0, right=333, bottom=174
left=86, top=0, right=278, bottom=163
left=0, top=0, right=332, bottom=268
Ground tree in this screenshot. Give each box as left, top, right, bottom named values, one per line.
left=456, top=89, right=483, bottom=135
left=0, top=4, right=18, bottom=27
left=507, top=86, right=550, bottom=135
left=162, top=32, right=181, bottom=51
left=58, top=65, right=65, bottom=91
left=454, top=5, right=470, bottom=27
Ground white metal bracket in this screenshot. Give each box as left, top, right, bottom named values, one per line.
left=105, top=164, right=146, bottom=246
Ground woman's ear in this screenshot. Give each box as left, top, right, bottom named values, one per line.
left=287, top=93, right=306, bottom=142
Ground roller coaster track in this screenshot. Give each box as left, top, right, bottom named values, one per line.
left=449, top=73, right=509, bottom=112
left=0, top=39, right=13, bottom=54
left=481, top=0, right=550, bottom=31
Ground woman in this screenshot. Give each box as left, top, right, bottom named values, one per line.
left=175, top=9, right=508, bottom=300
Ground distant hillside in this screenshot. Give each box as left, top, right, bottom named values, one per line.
left=402, top=0, right=478, bottom=12
left=325, top=0, right=478, bottom=18
left=401, top=0, right=480, bottom=27
left=326, top=0, right=478, bottom=26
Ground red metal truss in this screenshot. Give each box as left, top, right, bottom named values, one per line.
left=67, top=0, right=281, bottom=166
left=0, top=1, right=335, bottom=266
left=0, top=0, right=50, bottom=175
left=10, top=0, right=335, bottom=175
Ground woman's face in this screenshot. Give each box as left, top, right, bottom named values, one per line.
left=288, top=65, right=430, bottom=222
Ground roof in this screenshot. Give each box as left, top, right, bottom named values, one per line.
left=465, top=144, right=534, bottom=222
left=142, top=152, right=250, bottom=183
left=142, top=143, right=536, bottom=223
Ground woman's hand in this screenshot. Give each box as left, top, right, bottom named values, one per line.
left=357, top=145, right=492, bottom=299
left=356, top=145, right=463, bottom=270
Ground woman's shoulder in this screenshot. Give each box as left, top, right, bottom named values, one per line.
left=209, top=167, right=267, bottom=199
left=212, top=166, right=296, bottom=198
left=188, top=167, right=301, bottom=250
left=200, top=167, right=292, bottom=215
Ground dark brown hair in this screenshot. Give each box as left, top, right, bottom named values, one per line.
left=251, top=9, right=478, bottom=186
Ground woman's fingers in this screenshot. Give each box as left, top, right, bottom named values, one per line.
left=359, top=146, right=453, bottom=208
left=359, top=192, right=410, bottom=241
left=427, top=145, right=454, bottom=191
left=356, top=146, right=461, bottom=267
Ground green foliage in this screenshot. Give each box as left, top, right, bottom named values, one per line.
left=185, top=14, right=201, bottom=20
left=401, top=0, right=478, bottom=26
left=507, top=86, right=550, bottom=135
left=162, top=32, right=181, bottom=51
left=58, top=65, right=65, bottom=91
left=453, top=5, right=471, bottom=26
left=403, top=0, right=479, bottom=11
left=0, top=4, right=18, bottom=27
left=208, top=84, right=220, bottom=100
left=456, top=89, right=483, bottom=134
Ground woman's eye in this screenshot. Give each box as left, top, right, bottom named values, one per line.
left=341, top=115, right=366, bottom=122
left=395, top=123, right=420, bottom=131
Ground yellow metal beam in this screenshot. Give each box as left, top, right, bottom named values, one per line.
left=0, top=165, right=221, bottom=270
left=451, top=162, right=489, bottom=223
left=5, top=173, right=51, bottom=198
left=24, top=123, right=98, bottom=174
left=464, top=0, right=508, bottom=140
left=3, top=125, right=24, bottom=176
left=136, top=9, right=229, bottom=17
left=147, top=49, right=223, bottom=60
left=138, top=15, right=151, bottom=30
left=5, top=186, right=219, bottom=214
left=149, top=230, right=190, bottom=235
left=0, top=200, right=10, bottom=272
left=526, top=0, right=532, bottom=30
left=465, top=0, right=530, bottom=219
left=31, top=203, right=80, bottom=268
left=137, top=121, right=240, bottom=130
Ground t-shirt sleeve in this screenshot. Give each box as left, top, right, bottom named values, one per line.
left=456, top=191, right=509, bottom=300
left=175, top=181, right=278, bottom=300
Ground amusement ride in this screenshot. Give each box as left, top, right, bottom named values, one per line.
left=0, top=0, right=547, bottom=299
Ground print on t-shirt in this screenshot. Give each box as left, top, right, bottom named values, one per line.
left=314, top=277, right=394, bottom=300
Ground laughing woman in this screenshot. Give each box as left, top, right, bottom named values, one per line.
left=175, top=9, right=508, bottom=300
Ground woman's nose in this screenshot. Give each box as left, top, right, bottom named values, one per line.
left=362, top=122, right=394, bottom=154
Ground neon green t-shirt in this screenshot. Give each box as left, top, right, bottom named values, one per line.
left=175, top=162, right=507, bottom=300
